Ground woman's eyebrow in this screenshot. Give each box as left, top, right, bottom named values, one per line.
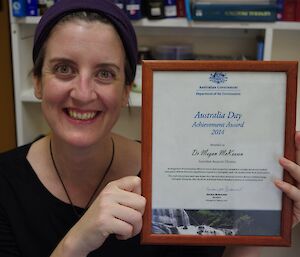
left=48, top=58, right=121, bottom=72
left=95, top=63, right=121, bottom=72
left=48, top=57, right=76, bottom=65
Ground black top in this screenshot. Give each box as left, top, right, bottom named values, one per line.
left=0, top=144, right=225, bottom=257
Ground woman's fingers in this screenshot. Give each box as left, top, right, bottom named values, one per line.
left=93, top=176, right=146, bottom=239
left=277, top=156, right=300, bottom=226
left=279, top=157, right=300, bottom=182
left=102, top=177, right=146, bottom=213
left=109, top=201, right=143, bottom=237
left=274, top=179, right=300, bottom=202
left=275, top=178, right=300, bottom=227
left=109, top=176, right=142, bottom=194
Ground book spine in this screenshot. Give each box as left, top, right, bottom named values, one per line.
left=192, top=4, right=277, bottom=22
left=276, top=0, right=284, bottom=20
left=282, top=0, right=296, bottom=21
left=192, top=0, right=276, bottom=4
left=184, top=0, right=192, bottom=21
left=256, top=36, right=264, bottom=60
left=26, top=0, right=38, bottom=16
left=295, top=0, right=300, bottom=21
left=176, top=0, right=186, bottom=17
left=145, top=0, right=165, bottom=19
left=125, top=0, right=143, bottom=20
left=12, top=0, right=26, bottom=17
left=164, top=0, right=177, bottom=18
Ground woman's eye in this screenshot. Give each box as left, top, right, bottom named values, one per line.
left=96, top=70, right=115, bottom=82
left=54, top=64, right=73, bottom=75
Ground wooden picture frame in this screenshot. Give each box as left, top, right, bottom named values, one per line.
left=141, top=60, right=298, bottom=246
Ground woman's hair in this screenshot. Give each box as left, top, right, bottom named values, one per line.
left=32, top=0, right=138, bottom=85
left=33, top=11, right=132, bottom=85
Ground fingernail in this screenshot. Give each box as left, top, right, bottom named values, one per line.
left=279, top=157, right=288, bottom=166
left=274, top=179, right=284, bottom=187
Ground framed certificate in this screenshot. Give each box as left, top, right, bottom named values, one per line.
left=141, top=60, right=298, bottom=246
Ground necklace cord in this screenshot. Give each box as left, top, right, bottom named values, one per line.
left=49, top=137, right=115, bottom=218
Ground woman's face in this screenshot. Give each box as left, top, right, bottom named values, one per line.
left=34, top=20, right=130, bottom=147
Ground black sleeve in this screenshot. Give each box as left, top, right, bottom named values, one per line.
left=0, top=203, right=21, bottom=256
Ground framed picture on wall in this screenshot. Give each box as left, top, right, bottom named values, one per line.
left=141, top=60, right=298, bottom=246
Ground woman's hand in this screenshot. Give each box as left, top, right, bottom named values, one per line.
left=61, top=176, right=146, bottom=256
left=275, top=132, right=300, bottom=227
left=223, top=132, right=300, bottom=257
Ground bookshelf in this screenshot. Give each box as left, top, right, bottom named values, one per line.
left=9, top=13, right=300, bottom=145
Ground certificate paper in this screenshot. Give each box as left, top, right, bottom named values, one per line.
left=141, top=61, right=297, bottom=246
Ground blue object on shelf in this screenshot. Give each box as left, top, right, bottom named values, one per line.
left=192, top=3, right=277, bottom=22
left=184, top=0, right=192, bottom=21
left=256, top=37, right=265, bottom=61
left=164, top=0, right=177, bottom=18
left=125, top=0, right=143, bottom=20
left=26, top=0, right=38, bottom=16
left=12, top=0, right=26, bottom=17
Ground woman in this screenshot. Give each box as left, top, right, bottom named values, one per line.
left=0, top=0, right=299, bottom=256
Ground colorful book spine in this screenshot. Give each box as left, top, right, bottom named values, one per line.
left=192, top=0, right=276, bottom=3
left=164, top=0, right=177, bottom=18
left=26, top=0, right=38, bottom=16
left=184, top=0, right=192, bottom=21
left=276, top=0, right=284, bottom=20
left=191, top=3, right=277, bottom=22
left=125, top=0, right=143, bottom=20
left=176, top=0, right=186, bottom=17
left=145, top=0, right=165, bottom=20
left=12, top=0, right=26, bottom=17
left=256, top=36, right=264, bottom=60
left=282, top=0, right=296, bottom=21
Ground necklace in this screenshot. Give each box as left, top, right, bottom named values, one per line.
left=49, top=137, right=115, bottom=218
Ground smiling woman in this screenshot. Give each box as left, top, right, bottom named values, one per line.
left=0, top=1, right=224, bottom=256
left=34, top=18, right=129, bottom=147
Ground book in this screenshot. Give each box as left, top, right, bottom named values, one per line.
left=276, top=0, right=284, bottom=20
left=164, top=0, right=177, bottom=18
left=26, top=0, right=38, bottom=16
left=296, top=0, right=300, bottom=21
left=192, top=0, right=277, bottom=4
left=176, top=0, right=186, bottom=17
left=282, top=0, right=296, bottom=21
left=185, top=0, right=193, bottom=20
left=125, top=0, right=143, bottom=20
left=145, top=0, right=165, bottom=19
left=191, top=3, right=277, bottom=22
left=12, top=0, right=26, bottom=17
left=256, top=36, right=264, bottom=60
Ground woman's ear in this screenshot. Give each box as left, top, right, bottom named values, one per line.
left=122, top=84, right=132, bottom=107
left=33, top=76, right=43, bottom=100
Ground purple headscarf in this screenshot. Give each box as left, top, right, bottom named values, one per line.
left=33, top=0, right=138, bottom=84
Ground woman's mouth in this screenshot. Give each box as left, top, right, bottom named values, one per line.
left=65, top=108, right=99, bottom=121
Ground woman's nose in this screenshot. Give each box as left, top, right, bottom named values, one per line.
left=70, top=76, right=97, bottom=103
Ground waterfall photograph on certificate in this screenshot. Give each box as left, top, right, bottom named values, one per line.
left=152, top=208, right=280, bottom=236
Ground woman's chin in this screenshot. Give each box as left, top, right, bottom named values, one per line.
left=53, top=132, right=103, bottom=149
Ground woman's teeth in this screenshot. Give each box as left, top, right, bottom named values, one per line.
left=68, top=110, right=97, bottom=120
